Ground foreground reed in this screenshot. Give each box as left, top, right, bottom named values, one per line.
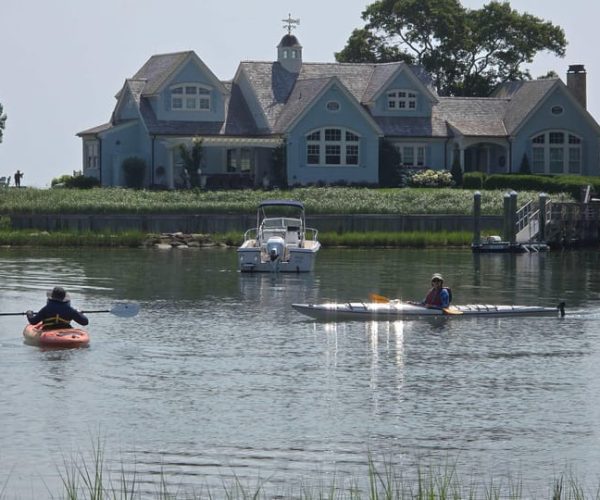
left=8, top=451, right=598, bottom=500
left=1, top=438, right=594, bottom=499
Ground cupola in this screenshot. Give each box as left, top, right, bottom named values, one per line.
left=277, top=14, right=302, bottom=73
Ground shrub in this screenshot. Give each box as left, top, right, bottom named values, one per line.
left=463, top=172, right=487, bottom=189
left=519, top=153, right=531, bottom=174
left=64, top=176, right=100, bottom=189
left=378, top=139, right=402, bottom=187
left=408, top=169, right=455, bottom=188
left=121, top=157, right=146, bottom=189
left=450, top=155, right=463, bottom=187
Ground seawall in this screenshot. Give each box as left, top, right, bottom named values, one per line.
left=7, top=213, right=503, bottom=234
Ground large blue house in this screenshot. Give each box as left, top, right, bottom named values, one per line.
left=78, top=24, right=600, bottom=188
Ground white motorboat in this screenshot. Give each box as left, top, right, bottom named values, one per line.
left=237, top=199, right=321, bottom=272
left=292, top=300, right=566, bottom=321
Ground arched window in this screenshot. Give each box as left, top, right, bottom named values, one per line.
left=387, top=89, right=417, bottom=110
left=306, top=127, right=360, bottom=166
left=171, top=84, right=211, bottom=111
left=531, top=130, right=582, bottom=174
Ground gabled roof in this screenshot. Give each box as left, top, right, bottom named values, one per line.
left=273, top=76, right=382, bottom=135
left=493, top=78, right=559, bottom=134
left=239, top=60, right=438, bottom=133
left=133, top=51, right=227, bottom=96
left=112, top=78, right=147, bottom=124
left=364, top=63, right=439, bottom=105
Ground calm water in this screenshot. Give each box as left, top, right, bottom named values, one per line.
left=1, top=246, right=600, bottom=498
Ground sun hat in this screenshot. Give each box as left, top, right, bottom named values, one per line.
left=47, top=286, right=70, bottom=302
left=431, top=273, right=444, bottom=282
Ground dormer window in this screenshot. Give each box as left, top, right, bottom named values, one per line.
left=171, top=84, right=211, bottom=111
left=387, top=89, right=417, bottom=110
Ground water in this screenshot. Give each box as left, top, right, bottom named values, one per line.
left=1, top=247, right=600, bottom=498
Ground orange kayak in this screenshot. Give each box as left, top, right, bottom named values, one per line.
left=23, top=323, right=90, bottom=348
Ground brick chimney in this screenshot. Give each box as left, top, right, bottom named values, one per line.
left=567, top=64, right=587, bottom=109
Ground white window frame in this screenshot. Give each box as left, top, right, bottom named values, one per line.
left=396, top=144, right=426, bottom=167
left=85, top=141, right=99, bottom=170
left=306, top=127, right=361, bottom=167
left=387, top=89, right=418, bottom=111
left=531, top=130, right=582, bottom=174
left=170, top=83, right=211, bottom=111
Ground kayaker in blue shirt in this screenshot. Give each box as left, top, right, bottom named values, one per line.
left=26, top=286, right=89, bottom=330
left=420, top=273, right=450, bottom=309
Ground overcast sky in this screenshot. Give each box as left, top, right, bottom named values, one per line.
left=0, top=0, right=596, bottom=187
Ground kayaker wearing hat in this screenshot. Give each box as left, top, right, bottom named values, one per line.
left=420, top=273, right=450, bottom=309
left=26, top=286, right=89, bottom=330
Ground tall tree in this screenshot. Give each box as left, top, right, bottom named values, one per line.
left=335, top=0, right=566, bottom=96
left=0, top=103, right=6, bottom=143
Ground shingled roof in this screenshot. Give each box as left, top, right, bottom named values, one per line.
left=79, top=49, right=564, bottom=141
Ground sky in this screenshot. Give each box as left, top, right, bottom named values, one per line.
left=0, top=0, right=597, bottom=187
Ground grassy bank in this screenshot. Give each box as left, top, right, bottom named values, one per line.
left=0, top=186, right=574, bottom=216
left=0, top=229, right=473, bottom=248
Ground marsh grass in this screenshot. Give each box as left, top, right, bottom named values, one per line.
left=19, top=449, right=600, bottom=500
left=0, top=187, right=574, bottom=216
left=0, top=229, right=472, bottom=248
left=0, top=230, right=146, bottom=247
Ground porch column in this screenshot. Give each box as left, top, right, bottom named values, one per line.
left=167, top=149, right=175, bottom=189
left=460, top=148, right=466, bottom=171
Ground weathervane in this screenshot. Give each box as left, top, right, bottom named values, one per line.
left=282, top=13, right=300, bottom=35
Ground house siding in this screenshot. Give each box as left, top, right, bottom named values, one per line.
left=512, top=86, right=600, bottom=175
left=286, top=86, right=380, bottom=185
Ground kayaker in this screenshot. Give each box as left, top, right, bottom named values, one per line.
left=420, top=273, right=450, bottom=309
left=26, top=286, right=89, bottom=330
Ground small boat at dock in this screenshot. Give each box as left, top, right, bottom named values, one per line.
left=237, top=199, right=320, bottom=272
left=292, top=301, right=566, bottom=321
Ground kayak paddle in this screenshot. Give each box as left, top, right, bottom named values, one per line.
left=370, top=293, right=390, bottom=303
left=0, top=302, right=140, bottom=318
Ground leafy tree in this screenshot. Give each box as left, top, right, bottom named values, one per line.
left=336, top=0, right=566, bottom=96
left=178, top=138, right=203, bottom=188
left=0, top=103, right=6, bottom=143
left=335, top=28, right=411, bottom=63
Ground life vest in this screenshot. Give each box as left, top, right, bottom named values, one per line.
left=41, top=314, right=72, bottom=330
left=425, top=287, right=452, bottom=306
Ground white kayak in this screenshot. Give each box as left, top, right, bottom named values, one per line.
left=292, top=301, right=566, bottom=321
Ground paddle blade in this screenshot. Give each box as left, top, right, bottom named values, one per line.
left=110, top=302, right=140, bottom=318
left=370, top=293, right=390, bottom=303
left=443, top=307, right=463, bottom=315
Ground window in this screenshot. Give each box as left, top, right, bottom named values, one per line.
left=530, top=131, right=582, bottom=174
left=387, top=89, right=418, bottom=111
left=85, top=141, right=99, bottom=169
left=551, top=105, right=564, bottom=115
left=396, top=144, right=426, bottom=167
left=227, top=148, right=253, bottom=173
left=171, top=84, right=211, bottom=111
left=326, top=101, right=340, bottom=112
left=306, top=127, right=361, bottom=166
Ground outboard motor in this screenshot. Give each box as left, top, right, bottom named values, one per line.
left=266, top=236, right=285, bottom=262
